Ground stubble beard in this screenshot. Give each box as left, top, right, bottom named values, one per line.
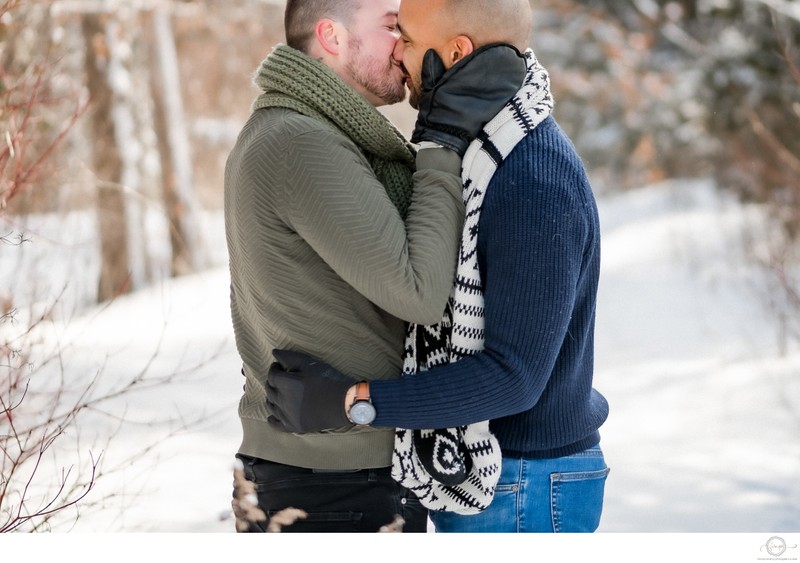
left=408, top=81, right=421, bottom=110
left=346, top=37, right=406, bottom=106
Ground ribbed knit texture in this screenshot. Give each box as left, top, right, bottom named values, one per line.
left=371, top=116, right=609, bottom=458
left=224, top=47, right=464, bottom=469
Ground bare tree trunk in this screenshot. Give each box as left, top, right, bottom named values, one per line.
left=146, top=6, right=205, bottom=277
left=82, top=13, right=130, bottom=302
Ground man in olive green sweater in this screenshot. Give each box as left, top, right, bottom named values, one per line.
left=225, top=0, right=522, bottom=532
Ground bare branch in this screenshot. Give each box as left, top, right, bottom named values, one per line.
left=266, top=508, right=308, bottom=533
left=231, top=460, right=267, bottom=532
left=748, top=0, right=800, bottom=23
left=378, top=515, right=406, bottom=533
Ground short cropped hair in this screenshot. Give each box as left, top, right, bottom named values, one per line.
left=284, top=0, right=361, bottom=52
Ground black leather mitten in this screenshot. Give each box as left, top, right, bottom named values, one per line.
left=411, top=43, right=527, bottom=156
left=266, top=349, right=356, bottom=433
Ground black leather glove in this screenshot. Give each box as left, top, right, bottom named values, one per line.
left=266, top=349, right=356, bottom=433
left=410, top=43, right=527, bottom=156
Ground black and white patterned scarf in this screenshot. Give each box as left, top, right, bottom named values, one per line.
left=391, top=50, right=555, bottom=514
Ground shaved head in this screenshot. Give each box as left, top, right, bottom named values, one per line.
left=433, top=0, right=532, bottom=51
left=396, top=0, right=532, bottom=108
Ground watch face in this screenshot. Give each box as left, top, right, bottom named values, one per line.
left=350, top=401, right=376, bottom=425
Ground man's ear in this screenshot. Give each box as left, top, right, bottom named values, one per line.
left=314, top=18, right=344, bottom=56
left=447, top=35, right=475, bottom=66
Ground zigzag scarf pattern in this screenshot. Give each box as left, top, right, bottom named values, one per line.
left=392, top=50, right=555, bottom=514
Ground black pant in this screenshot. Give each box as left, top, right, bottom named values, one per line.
left=236, top=454, right=428, bottom=533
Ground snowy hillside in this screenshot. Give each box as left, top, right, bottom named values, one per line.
left=3, top=179, right=798, bottom=534
left=594, top=179, right=799, bottom=532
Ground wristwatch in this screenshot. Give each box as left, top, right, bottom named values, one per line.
left=347, top=381, right=376, bottom=426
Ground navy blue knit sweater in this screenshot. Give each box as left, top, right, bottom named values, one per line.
left=370, top=116, right=609, bottom=459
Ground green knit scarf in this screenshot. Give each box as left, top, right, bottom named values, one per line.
left=252, top=44, right=416, bottom=218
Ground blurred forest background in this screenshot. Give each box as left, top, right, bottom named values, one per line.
left=1, top=0, right=799, bottom=532
left=3, top=0, right=799, bottom=303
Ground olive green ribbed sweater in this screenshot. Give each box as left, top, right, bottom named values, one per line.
left=224, top=91, right=463, bottom=467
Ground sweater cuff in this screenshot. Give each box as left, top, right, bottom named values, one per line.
left=415, top=146, right=462, bottom=177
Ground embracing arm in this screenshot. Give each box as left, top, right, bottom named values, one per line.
left=268, top=140, right=599, bottom=433
left=278, top=44, right=526, bottom=326
left=368, top=177, right=590, bottom=428
left=279, top=127, right=463, bottom=325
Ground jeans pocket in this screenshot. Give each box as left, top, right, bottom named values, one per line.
left=550, top=467, right=610, bottom=532
left=266, top=510, right=364, bottom=532
left=430, top=484, right=520, bottom=533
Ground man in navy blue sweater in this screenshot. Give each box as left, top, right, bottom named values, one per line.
left=266, top=0, right=610, bottom=533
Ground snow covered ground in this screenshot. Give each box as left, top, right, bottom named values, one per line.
left=3, top=178, right=799, bottom=537
left=593, top=180, right=800, bottom=533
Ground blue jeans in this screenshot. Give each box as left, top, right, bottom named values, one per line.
left=429, top=445, right=609, bottom=533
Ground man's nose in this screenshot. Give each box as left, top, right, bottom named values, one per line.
left=392, top=38, right=405, bottom=63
